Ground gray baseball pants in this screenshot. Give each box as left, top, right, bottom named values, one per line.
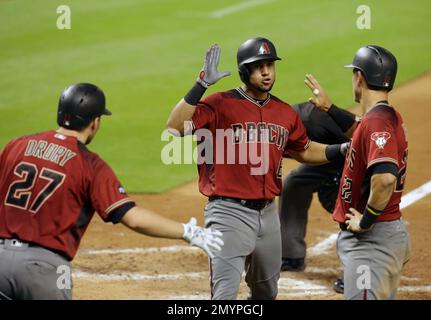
left=0, top=238, right=72, bottom=300
left=336, top=219, right=411, bottom=300
left=204, top=199, right=281, bottom=300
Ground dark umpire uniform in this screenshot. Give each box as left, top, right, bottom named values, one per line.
left=279, top=101, right=353, bottom=275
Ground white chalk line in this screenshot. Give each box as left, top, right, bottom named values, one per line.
left=73, top=270, right=207, bottom=282
left=166, top=294, right=210, bottom=300
left=278, top=277, right=328, bottom=291
left=280, top=290, right=332, bottom=298
left=400, top=180, right=431, bottom=208
left=81, top=180, right=431, bottom=258
left=304, top=266, right=343, bottom=274
left=167, top=286, right=431, bottom=299
left=80, top=245, right=198, bottom=256
left=77, top=180, right=431, bottom=298
left=401, top=276, right=421, bottom=282
left=307, top=233, right=339, bottom=257
left=210, top=0, right=276, bottom=18
left=73, top=269, right=431, bottom=296
left=399, top=285, right=431, bottom=292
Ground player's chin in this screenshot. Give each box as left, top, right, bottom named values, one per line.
left=353, top=87, right=361, bottom=103
left=354, top=92, right=361, bottom=103
left=258, top=82, right=274, bottom=93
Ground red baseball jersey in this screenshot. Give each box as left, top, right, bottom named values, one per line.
left=192, top=88, right=310, bottom=200
left=0, top=130, right=135, bottom=260
left=333, top=103, right=408, bottom=223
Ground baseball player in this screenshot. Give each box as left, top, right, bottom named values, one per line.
left=280, top=77, right=361, bottom=295
left=310, top=45, right=411, bottom=300
left=280, top=100, right=356, bottom=274
left=166, top=38, right=348, bottom=300
left=0, top=83, right=223, bottom=300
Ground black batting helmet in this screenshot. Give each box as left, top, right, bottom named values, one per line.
left=237, top=37, right=281, bottom=82
left=344, top=45, right=397, bottom=91
left=57, top=83, right=111, bottom=130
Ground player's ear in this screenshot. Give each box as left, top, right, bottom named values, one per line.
left=352, top=70, right=362, bottom=87
left=87, top=117, right=100, bottom=133
left=357, top=71, right=367, bottom=88
left=92, top=117, right=101, bottom=129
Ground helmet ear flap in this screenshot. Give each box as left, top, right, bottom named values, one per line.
left=238, top=64, right=250, bottom=83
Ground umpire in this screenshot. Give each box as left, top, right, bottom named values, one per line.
left=280, top=74, right=358, bottom=282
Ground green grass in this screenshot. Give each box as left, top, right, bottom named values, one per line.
left=1, top=0, right=430, bottom=192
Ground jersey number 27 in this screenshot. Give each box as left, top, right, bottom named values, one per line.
left=5, top=162, right=66, bottom=213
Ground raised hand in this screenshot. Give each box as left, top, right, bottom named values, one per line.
left=197, top=44, right=231, bottom=88
left=304, top=74, right=333, bottom=112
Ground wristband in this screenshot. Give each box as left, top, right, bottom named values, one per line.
left=325, top=144, right=342, bottom=162
left=184, top=82, right=207, bottom=106
left=359, top=204, right=383, bottom=230
left=328, top=104, right=356, bottom=132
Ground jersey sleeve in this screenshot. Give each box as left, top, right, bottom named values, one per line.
left=319, top=113, right=349, bottom=144
left=364, top=117, right=399, bottom=169
left=192, top=94, right=218, bottom=131
left=283, top=111, right=311, bottom=156
left=0, top=145, right=5, bottom=169
left=90, top=158, right=136, bottom=223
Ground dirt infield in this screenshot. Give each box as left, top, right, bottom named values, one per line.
left=73, top=72, right=431, bottom=300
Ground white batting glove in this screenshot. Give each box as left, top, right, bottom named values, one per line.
left=196, top=44, right=231, bottom=88
left=182, top=217, right=224, bottom=258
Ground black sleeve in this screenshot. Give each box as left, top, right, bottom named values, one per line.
left=370, top=162, right=399, bottom=177
left=108, top=202, right=136, bottom=224
left=327, top=104, right=357, bottom=132
left=308, top=107, right=349, bottom=144
left=293, top=102, right=349, bottom=144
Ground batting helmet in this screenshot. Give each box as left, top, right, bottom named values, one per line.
left=237, top=37, right=281, bottom=82
left=57, top=83, right=111, bottom=130
left=344, top=45, right=397, bottom=91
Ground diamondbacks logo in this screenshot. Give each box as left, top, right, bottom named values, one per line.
left=371, top=132, right=391, bottom=149
left=258, top=42, right=271, bottom=55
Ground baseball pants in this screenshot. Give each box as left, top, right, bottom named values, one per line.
left=0, top=239, right=72, bottom=300
left=279, top=164, right=340, bottom=259
left=336, top=219, right=411, bottom=300
left=204, top=199, right=281, bottom=300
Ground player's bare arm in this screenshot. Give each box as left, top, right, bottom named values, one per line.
left=288, top=141, right=329, bottom=165
left=289, top=140, right=349, bottom=165
left=121, top=206, right=223, bottom=258
left=305, top=74, right=359, bottom=138
left=166, top=44, right=230, bottom=136
left=346, top=172, right=397, bottom=233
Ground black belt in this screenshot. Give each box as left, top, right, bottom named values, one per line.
left=209, top=196, right=274, bottom=211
